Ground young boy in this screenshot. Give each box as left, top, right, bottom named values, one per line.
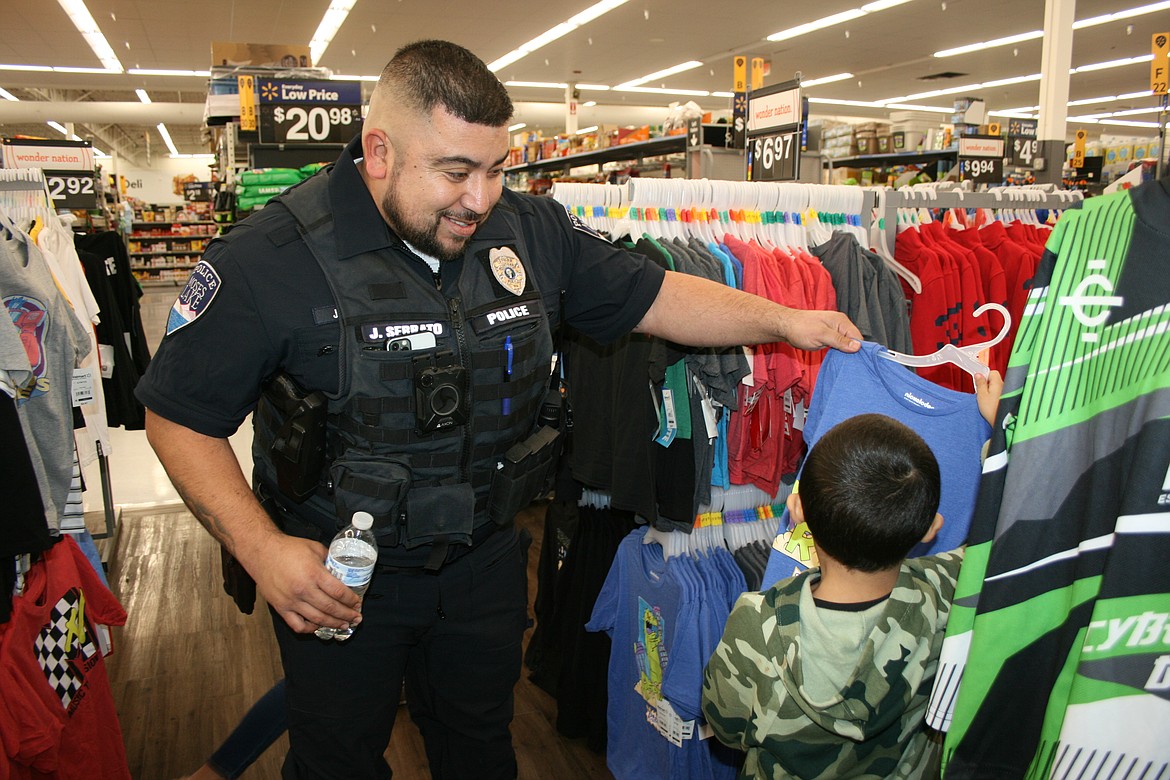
left=701, top=413, right=961, bottom=779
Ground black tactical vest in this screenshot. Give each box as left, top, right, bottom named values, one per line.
left=252, top=171, right=556, bottom=568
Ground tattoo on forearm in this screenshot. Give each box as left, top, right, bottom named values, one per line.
left=175, top=487, right=236, bottom=549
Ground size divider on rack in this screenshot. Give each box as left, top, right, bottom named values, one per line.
left=957, top=135, right=1006, bottom=185
left=255, top=79, right=362, bottom=144
left=745, top=79, right=802, bottom=182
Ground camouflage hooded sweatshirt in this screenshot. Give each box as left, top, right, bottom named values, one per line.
left=701, top=550, right=963, bottom=779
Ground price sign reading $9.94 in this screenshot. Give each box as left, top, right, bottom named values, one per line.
left=256, top=79, right=363, bottom=145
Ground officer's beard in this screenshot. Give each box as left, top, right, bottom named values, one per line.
left=381, top=183, right=485, bottom=263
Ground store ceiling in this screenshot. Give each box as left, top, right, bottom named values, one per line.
left=0, top=0, right=1167, bottom=165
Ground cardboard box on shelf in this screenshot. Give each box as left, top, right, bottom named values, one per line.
left=829, top=167, right=863, bottom=185
left=211, top=42, right=312, bottom=68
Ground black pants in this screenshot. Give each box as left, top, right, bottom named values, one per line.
left=272, top=527, right=531, bottom=779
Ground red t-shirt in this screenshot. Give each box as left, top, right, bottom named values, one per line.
left=0, top=537, right=130, bottom=779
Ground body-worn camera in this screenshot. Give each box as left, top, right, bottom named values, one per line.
left=414, top=355, right=468, bottom=433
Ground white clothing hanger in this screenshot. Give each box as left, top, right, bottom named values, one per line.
left=879, top=303, right=1012, bottom=388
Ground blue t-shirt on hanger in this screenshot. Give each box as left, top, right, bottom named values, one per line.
left=762, top=340, right=990, bottom=589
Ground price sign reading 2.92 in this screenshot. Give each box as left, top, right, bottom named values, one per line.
left=45, top=170, right=98, bottom=209
left=749, top=131, right=800, bottom=182
left=256, top=79, right=363, bottom=145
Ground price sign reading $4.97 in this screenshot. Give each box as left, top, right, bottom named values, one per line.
left=256, top=79, right=363, bottom=145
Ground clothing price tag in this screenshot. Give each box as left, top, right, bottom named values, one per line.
left=71, top=367, right=95, bottom=406
left=655, top=387, right=679, bottom=447
left=97, top=344, right=114, bottom=378
left=653, top=700, right=695, bottom=747
left=693, top=375, right=719, bottom=441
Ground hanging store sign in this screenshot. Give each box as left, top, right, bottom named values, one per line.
left=745, top=79, right=803, bottom=182
left=1153, top=32, right=1169, bottom=95
left=45, top=169, right=98, bottom=209
left=1, top=138, right=94, bottom=171
left=958, top=135, right=1005, bottom=184
left=1006, top=118, right=1038, bottom=138
left=256, top=79, right=362, bottom=144
left=1010, top=137, right=1040, bottom=168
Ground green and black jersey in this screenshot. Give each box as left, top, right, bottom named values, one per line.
left=930, top=179, right=1170, bottom=779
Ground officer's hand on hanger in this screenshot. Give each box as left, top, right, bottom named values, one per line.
left=777, top=309, right=862, bottom=353
left=249, top=534, right=363, bottom=634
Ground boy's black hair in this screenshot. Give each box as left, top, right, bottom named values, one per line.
left=799, top=413, right=941, bottom=572
left=379, top=40, right=513, bottom=126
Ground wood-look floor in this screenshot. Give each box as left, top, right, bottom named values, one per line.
left=103, top=504, right=613, bottom=779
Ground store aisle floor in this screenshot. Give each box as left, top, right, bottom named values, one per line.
left=102, top=290, right=612, bottom=778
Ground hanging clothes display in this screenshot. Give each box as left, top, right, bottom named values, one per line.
left=930, top=177, right=1170, bottom=778
left=73, top=231, right=151, bottom=430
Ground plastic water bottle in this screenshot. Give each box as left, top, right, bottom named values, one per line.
left=315, top=511, right=377, bottom=641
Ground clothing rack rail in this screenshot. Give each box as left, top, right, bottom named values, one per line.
left=874, top=185, right=1083, bottom=257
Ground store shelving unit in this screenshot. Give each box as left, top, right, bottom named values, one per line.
left=823, top=149, right=958, bottom=182
left=128, top=219, right=217, bottom=287
left=505, top=124, right=743, bottom=186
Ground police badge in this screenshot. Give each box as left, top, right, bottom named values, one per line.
left=488, top=247, right=527, bottom=296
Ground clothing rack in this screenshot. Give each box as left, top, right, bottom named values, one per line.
left=0, top=167, right=119, bottom=548
left=873, top=184, right=1083, bottom=257
left=552, top=179, right=880, bottom=244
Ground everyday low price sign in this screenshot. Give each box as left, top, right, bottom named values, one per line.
left=256, top=79, right=362, bottom=144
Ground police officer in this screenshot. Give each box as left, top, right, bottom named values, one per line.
left=138, top=40, right=861, bottom=779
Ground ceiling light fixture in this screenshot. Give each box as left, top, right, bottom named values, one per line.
left=309, top=0, right=357, bottom=65
left=47, top=121, right=69, bottom=135
left=616, top=60, right=703, bottom=89
left=613, top=85, right=711, bottom=96
left=56, top=0, right=124, bottom=72
left=801, top=72, right=855, bottom=88
left=934, top=1, right=1170, bottom=57
left=575, top=125, right=598, bottom=135
left=156, top=123, right=179, bottom=156
left=0, top=64, right=53, bottom=72
left=505, top=81, right=569, bottom=89
left=509, top=122, right=527, bottom=131
left=1071, top=54, right=1153, bottom=73
left=583, top=100, right=597, bottom=106
left=127, top=68, right=211, bottom=77
left=711, top=91, right=735, bottom=98
left=488, top=0, right=630, bottom=72
left=765, top=0, right=911, bottom=43
left=135, top=88, right=151, bottom=104
left=0, top=87, right=18, bottom=101
left=576, top=83, right=610, bottom=91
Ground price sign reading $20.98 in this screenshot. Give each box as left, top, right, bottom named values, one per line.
left=256, top=79, right=362, bottom=145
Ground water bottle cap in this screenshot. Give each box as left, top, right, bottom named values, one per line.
left=352, top=511, right=374, bottom=530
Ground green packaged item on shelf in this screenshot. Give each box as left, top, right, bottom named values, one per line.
left=239, top=168, right=304, bottom=186
left=237, top=194, right=276, bottom=211
left=300, top=162, right=328, bottom=176
left=237, top=183, right=293, bottom=197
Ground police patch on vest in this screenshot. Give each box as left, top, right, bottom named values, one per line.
left=166, top=261, right=221, bottom=336
left=359, top=320, right=446, bottom=344
left=468, top=293, right=543, bottom=335
left=564, top=206, right=605, bottom=241
left=488, top=247, right=526, bottom=296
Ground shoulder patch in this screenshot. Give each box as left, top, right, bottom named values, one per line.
left=563, top=205, right=605, bottom=241
left=166, top=261, right=222, bottom=336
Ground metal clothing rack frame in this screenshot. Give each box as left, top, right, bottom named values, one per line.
left=875, top=186, right=1082, bottom=257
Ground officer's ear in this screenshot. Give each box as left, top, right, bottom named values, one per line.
left=362, top=128, right=393, bottom=180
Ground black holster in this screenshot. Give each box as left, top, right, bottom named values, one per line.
left=262, top=372, right=328, bottom=503
left=487, top=425, right=561, bottom=527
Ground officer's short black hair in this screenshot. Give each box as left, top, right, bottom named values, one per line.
left=799, top=413, right=941, bottom=572
left=379, top=40, right=513, bottom=126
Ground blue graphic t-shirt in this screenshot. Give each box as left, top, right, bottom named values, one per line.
left=763, top=340, right=989, bottom=588
left=587, top=528, right=737, bottom=780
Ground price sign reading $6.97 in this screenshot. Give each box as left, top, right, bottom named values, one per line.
left=256, top=79, right=363, bottom=145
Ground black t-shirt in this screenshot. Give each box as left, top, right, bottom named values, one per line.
left=136, top=136, right=665, bottom=438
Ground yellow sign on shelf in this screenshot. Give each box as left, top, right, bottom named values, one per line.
left=1072, top=128, right=1087, bottom=169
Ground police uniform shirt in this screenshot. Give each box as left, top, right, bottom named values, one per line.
left=136, top=135, right=666, bottom=440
